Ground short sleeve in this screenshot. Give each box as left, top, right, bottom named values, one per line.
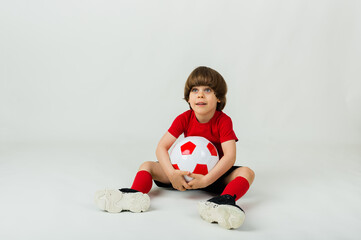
left=168, top=112, right=188, bottom=138
left=219, top=115, right=238, bottom=143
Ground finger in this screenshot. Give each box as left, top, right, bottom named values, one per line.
left=179, top=171, right=190, bottom=176
left=188, top=173, right=200, bottom=179
left=182, top=181, right=191, bottom=189
left=188, top=183, right=197, bottom=189
left=187, top=173, right=195, bottom=178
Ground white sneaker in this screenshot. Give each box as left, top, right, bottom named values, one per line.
left=95, top=188, right=150, bottom=213
left=198, top=194, right=245, bottom=229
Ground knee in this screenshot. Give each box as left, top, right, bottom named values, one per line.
left=238, top=167, right=255, bottom=183
left=138, top=161, right=155, bottom=174
left=246, top=167, right=255, bottom=179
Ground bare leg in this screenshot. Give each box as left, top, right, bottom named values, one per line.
left=138, top=161, right=171, bottom=184
left=224, top=166, right=255, bottom=186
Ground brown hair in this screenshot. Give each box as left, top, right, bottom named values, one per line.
left=184, top=66, right=227, bottom=111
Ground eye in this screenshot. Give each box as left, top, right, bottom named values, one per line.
left=191, top=88, right=198, bottom=92
left=204, top=88, right=212, bottom=93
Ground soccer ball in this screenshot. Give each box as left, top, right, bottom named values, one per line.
left=170, top=136, right=219, bottom=182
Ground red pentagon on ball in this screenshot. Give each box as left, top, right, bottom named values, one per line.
left=172, top=164, right=180, bottom=170
left=207, top=143, right=218, bottom=156
left=180, top=141, right=196, bottom=155
left=193, top=164, right=208, bottom=175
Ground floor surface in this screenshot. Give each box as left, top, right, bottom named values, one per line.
left=1, top=142, right=360, bottom=240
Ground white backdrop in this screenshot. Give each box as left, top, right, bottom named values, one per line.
left=1, top=0, right=360, bottom=146
left=1, top=1, right=361, bottom=240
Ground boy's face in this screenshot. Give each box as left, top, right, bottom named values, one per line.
left=188, top=85, right=220, bottom=119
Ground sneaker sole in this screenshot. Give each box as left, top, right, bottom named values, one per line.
left=197, top=201, right=245, bottom=229
left=95, top=189, right=150, bottom=213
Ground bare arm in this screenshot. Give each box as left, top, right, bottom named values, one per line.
left=188, top=140, right=236, bottom=189
left=155, top=132, right=191, bottom=191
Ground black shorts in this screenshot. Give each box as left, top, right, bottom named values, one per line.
left=154, top=165, right=241, bottom=195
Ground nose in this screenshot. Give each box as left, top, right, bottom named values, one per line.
left=197, top=90, right=205, bottom=98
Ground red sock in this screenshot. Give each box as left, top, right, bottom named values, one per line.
left=221, top=176, right=250, bottom=201
left=130, top=170, right=153, bottom=194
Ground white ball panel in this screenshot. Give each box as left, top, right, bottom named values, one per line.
left=169, top=136, right=219, bottom=182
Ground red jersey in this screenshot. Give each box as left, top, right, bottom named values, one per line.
left=168, top=110, right=238, bottom=158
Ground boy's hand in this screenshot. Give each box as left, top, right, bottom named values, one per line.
left=169, top=170, right=191, bottom=191
left=187, top=173, right=209, bottom=189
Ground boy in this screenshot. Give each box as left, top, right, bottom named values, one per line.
left=95, top=66, right=255, bottom=229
